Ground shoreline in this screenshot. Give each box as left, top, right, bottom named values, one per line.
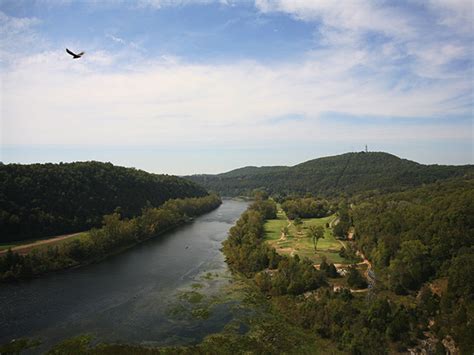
left=0, top=199, right=221, bottom=284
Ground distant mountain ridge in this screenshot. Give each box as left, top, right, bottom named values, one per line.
left=218, top=165, right=288, bottom=178
left=0, top=161, right=209, bottom=242
left=186, top=152, right=473, bottom=197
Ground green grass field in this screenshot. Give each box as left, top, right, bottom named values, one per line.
left=264, top=208, right=288, bottom=241
left=264, top=207, right=351, bottom=265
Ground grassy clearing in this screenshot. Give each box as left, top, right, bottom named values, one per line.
left=263, top=208, right=288, bottom=241
left=264, top=208, right=351, bottom=265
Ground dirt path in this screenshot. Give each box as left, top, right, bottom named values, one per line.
left=279, top=221, right=293, bottom=240
left=329, top=217, right=339, bottom=228
left=356, top=250, right=372, bottom=269
left=335, top=238, right=346, bottom=249
left=0, top=232, right=84, bottom=256
left=355, top=249, right=376, bottom=287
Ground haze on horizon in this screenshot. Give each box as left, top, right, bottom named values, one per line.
left=0, top=0, right=473, bottom=175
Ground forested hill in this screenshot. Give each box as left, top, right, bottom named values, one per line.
left=186, top=152, right=473, bottom=197
left=0, top=161, right=208, bottom=242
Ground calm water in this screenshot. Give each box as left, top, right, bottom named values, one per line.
left=0, top=200, right=248, bottom=352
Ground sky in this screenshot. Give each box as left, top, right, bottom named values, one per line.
left=0, top=0, right=472, bottom=174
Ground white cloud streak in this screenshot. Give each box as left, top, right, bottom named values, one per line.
left=2, top=50, right=470, bottom=146
left=255, top=0, right=473, bottom=80
left=1, top=3, right=472, bottom=149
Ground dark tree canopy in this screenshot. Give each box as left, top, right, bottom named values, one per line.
left=281, top=197, right=331, bottom=219
left=186, top=152, right=473, bottom=197
left=0, top=161, right=209, bottom=242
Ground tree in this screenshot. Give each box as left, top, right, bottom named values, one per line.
left=389, top=240, right=431, bottom=292
left=327, top=263, right=339, bottom=278
left=293, top=217, right=303, bottom=233
left=307, top=225, right=324, bottom=252
left=347, top=266, right=367, bottom=289
left=281, top=225, right=290, bottom=238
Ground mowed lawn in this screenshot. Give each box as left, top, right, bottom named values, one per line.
left=264, top=209, right=350, bottom=265
left=264, top=208, right=288, bottom=241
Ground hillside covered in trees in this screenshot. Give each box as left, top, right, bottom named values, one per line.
left=0, top=162, right=209, bottom=242
left=351, top=177, right=474, bottom=353
left=187, top=152, right=473, bottom=197
left=220, top=179, right=474, bottom=353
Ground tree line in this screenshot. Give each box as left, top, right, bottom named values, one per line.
left=280, top=197, right=331, bottom=219
left=0, top=161, right=208, bottom=242
left=187, top=152, right=473, bottom=197
left=0, top=194, right=221, bottom=282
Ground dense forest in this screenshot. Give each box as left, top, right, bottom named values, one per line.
left=0, top=161, right=208, bottom=242
left=221, top=178, right=474, bottom=353
left=280, top=197, right=332, bottom=219
left=0, top=194, right=221, bottom=282
left=352, top=177, right=474, bottom=352
left=187, top=152, right=473, bottom=197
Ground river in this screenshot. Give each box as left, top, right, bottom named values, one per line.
left=0, top=199, right=249, bottom=353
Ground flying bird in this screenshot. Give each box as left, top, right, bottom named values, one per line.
left=66, top=48, right=84, bottom=59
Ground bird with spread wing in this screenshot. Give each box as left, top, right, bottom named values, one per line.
left=66, top=48, right=85, bottom=59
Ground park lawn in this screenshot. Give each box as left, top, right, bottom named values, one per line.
left=264, top=219, right=287, bottom=241
left=264, top=213, right=352, bottom=265
left=263, top=205, right=288, bottom=241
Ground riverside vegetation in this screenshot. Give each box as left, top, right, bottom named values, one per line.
left=224, top=186, right=473, bottom=354
left=0, top=194, right=221, bottom=282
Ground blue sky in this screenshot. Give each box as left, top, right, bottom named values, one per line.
left=0, top=0, right=472, bottom=174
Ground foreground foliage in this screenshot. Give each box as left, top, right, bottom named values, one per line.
left=352, top=177, right=474, bottom=352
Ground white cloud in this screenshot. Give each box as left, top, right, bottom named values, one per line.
left=136, top=0, right=214, bottom=8
left=0, top=3, right=472, bottom=151
left=106, top=34, right=126, bottom=44
left=0, top=11, right=43, bottom=66
left=254, top=0, right=473, bottom=82
left=2, top=47, right=471, bottom=147
left=427, top=0, right=473, bottom=34
left=255, top=0, right=414, bottom=38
